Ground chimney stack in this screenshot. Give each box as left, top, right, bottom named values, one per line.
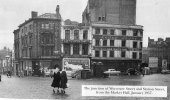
left=31, top=11, right=38, bottom=18
left=56, top=5, right=60, bottom=13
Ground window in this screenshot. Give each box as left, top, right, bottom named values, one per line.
left=82, top=44, right=88, bottom=55
left=95, top=40, right=100, bottom=46
left=121, top=51, right=126, bottom=58
left=64, top=44, right=70, bottom=55
left=29, top=25, right=32, bottom=30
left=42, top=46, right=54, bottom=56
left=140, top=42, right=143, bottom=48
left=103, top=40, right=107, bottom=46
left=122, top=40, right=126, bottom=47
left=98, top=17, right=101, bottom=21
left=132, top=52, right=137, bottom=59
left=110, top=29, right=115, bottom=35
left=110, top=51, right=114, bottom=57
left=45, top=24, right=49, bottom=29
left=110, top=40, right=114, bottom=46
left=29, top=48, right=32, bottom=57
left=140, top=30, right=143, bottom=36
left=133, top=30, right=138, bottom=36
left=73, top=44, right=79, bottom=55
left=50, top=23, right=54, bottom=29
left=95, top=28, right=100, bottom=34
left=122, top=30, right=126, bottom=36
left=133, top=41, right=137, bottom=48
left=74, top=30, right=79, bottom=40
left=103, top=29, right=107, bottom=35
left=103, top=51, right=107, bottom=57
left=139, top=52, right=142, bottom=59
left=95, top=51, right=100, bottom=57
left=83, top=30, right=88, bottom=40
left=65, top=30, right=70, bottom=40
left=102, top=17, right=105, bottom=21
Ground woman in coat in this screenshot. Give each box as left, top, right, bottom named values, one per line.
left=51, top=67, right=61, bottom=93
left=60, top=71, right=68, bottom=94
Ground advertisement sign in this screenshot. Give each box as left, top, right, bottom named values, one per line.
left=149, top=57, right=158, bottom=68
left=63, top=58, right=90, bottom=71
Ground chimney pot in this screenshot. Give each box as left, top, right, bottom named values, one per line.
left=31, top=11, right=38, bottom=18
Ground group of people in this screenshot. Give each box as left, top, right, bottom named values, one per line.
left=51, top=67, right=68, bottom=94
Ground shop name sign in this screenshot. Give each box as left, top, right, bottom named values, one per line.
left=93, top=35, right=142, bottom=40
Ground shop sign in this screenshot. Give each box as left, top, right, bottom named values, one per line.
left=63, top=58, right=90, bottom=71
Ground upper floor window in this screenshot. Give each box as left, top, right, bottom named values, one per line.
left=29, top=25, right=32, bottom=30
left=139, top=52, right=142, bottom=59
left=122, top=30, right=126, bottom=36
left=65, top=30, right=70, bottom=40
left=133, top=41, right=138, bottom=48
left=140, top=42, right=143, bottom=48
left=83, top=30, right=88, bottom=40
left=95, top=51, right=100, bottom=57
left=122, top=40, right=126, bottom=47
left=103, top=29, right=107, bottom=35
left=110, top=40, right=114, bottom=46
left=74, top=30, right=79, bottom=40
left=95, top=40, right=100, bottom=46
left=132, top=52, right=137, bottom=59
left=82, top=44, right=88, bottom=55
left=103, top=40, right=107, bottom=46
left=121, top=51, right=126, bottom=58
left=110, top=29, right=115, bottom=35
left=133, top=30, right=138, bottom=36
left=73, top=44, right=79, bottom=55
left=110, top=51, right=114, bottom=57
left=102, top=17, right=105, bottom=21
left=98, top=17, right=101, bottom=21
left=95, top=28, right=100, bottom=34
left=103, top=51, right=107, bottom=57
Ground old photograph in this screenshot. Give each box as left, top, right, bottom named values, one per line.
left=0, top=0, right=170, bottom=99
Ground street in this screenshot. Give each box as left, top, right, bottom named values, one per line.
left=0, top=74, right=170, bottom=100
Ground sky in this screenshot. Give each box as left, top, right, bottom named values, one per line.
left=0, top=0, right=170, bottom=49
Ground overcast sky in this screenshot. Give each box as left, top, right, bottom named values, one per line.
left=0, top=0, right=170, bottom=49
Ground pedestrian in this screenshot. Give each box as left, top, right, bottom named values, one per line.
left=51, top=67, right=61, bottom=93
left=142, top=67, right=145, bottom=77
left=60, top=70, right=68, bottom=94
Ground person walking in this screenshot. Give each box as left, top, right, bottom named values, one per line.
left=60, top=70, right=68, bottom=94
left=51, top=67, right=61, bottom=93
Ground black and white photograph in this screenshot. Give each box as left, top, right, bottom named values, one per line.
left=0, top=0, right=170, bottom=99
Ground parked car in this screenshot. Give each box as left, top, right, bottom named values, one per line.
left=161, top=70, right=170, bottom=74
left=103, top=69, right=121, bottom=76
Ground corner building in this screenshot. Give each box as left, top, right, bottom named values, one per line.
left=13, top=6, right=62, bottom=76
left=83, top=0, right=143, bottom=73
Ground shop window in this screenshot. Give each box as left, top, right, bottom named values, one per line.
left=103, top=40, right=107, bottom=46
left=96, top=40, right=100, bottom=46
left=65, top=30, right=70, bottom=40
left=110, top=40, right=114, bottom=46
left=82, top=44, right=88, bottom=55
left=74, top=30, right=79, bottom=40
left=133, top=41, right=137, bottom=48
left=110, top=29, right=115, bottom=35
left=83, top=30, right=88, bottom=40
left=122, top=30, right=126, bottom=36
left=103, top=29, right=107, bottom=35
left=95, top=28, right=100, bottom=34
left=103, top=51, right=107, bottom=57
left=121, top=51, right=126, bottom=58
left=122, top=40, right=126, bottom=47
left=110, top=51, right=114, bottom=57
left=133, top=52, right=137, bottom=59
left=95, top=51, right=100, bottom=57
left=73, top=44, right=79, bottom=55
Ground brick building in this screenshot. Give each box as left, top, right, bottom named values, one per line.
left=61, top=19, right=92, bottom=72
left=13, top=5, right=62, bottom=76
left=82, top=0, right=143, bottom=74
left=145, top=37, right=170, bottom=72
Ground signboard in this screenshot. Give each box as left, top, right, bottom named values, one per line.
left=63, top=58, right=90, bottom=71
left=149, top=57, right=158, bottom=68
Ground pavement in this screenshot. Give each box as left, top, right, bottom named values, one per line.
left=0, top=74, right=170, bottom=100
